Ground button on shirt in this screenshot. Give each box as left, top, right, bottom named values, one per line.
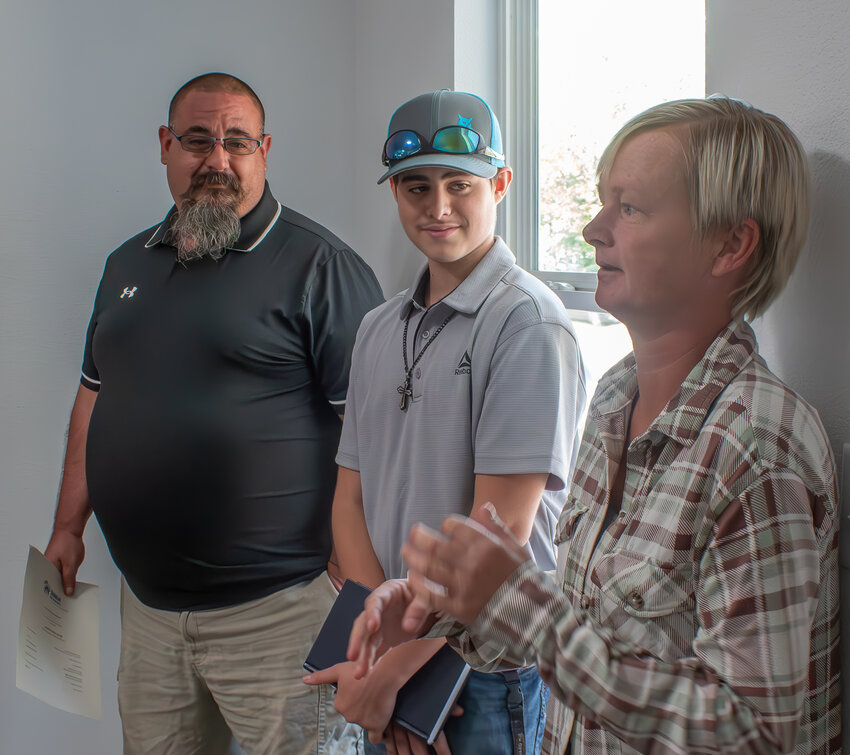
left=438, top=319, right=840, bottom=754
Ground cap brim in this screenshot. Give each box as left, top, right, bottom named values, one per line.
left=377, top=153, right=500, bottom=184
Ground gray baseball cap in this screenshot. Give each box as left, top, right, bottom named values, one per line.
left=378, top=90, right=506, bottom=184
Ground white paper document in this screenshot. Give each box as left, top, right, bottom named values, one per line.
left=16, top=545, right=101, bottom=719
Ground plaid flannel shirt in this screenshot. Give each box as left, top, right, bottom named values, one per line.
left=442, top=320, right=840, bottom=753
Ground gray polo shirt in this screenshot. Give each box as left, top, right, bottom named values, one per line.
left=337, top=238, right=587, bottom=580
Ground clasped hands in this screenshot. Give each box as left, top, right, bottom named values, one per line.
left=348, top=502, right=530, bottom=679
left=303, top=504, right=528, bottom=752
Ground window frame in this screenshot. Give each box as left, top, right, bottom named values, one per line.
left=498, top=0, right=603, bottom=312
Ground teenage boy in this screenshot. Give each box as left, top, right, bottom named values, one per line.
left=303, top=90, right=586, bottom=753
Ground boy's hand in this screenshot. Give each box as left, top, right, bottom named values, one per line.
left=302, top=660, right=398, bottom=739
left=382, top=720, right=455, bottom=755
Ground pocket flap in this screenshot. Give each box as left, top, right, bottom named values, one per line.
left=590, top=551, right=694, bottom=618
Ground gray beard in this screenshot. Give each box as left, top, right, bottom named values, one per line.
left=170, top=198, right=241, bottom=262
left=168, top=172, right=245, bottom=262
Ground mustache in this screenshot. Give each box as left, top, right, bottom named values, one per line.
left=188, top=170, right=242, bottom=194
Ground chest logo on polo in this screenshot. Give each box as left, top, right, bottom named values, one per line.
left=120, top=286, right=138, bottom=299
left=455, top=350, right=472, bottom=375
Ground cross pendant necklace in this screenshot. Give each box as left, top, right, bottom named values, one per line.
left=397, top=376, right=414, bottom=411
left=397, top=307, right=455, bottom=411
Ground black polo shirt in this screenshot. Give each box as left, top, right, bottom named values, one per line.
left=81, top=183, right=383, bottom=610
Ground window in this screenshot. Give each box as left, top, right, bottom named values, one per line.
left=499, top=0, right=705, bottom=390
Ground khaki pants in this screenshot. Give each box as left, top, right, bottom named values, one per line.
left=118, top=573, right=359, bottom=755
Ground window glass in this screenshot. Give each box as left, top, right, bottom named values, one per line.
left=538, top=0, right=705, bottom=275
left=537, top=0, right=705, bottom=388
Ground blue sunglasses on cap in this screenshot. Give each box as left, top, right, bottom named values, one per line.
left=381, top=126, right=505, bottom=166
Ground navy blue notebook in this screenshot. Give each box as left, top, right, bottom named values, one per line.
left=304, top=580, right=470, bottom=745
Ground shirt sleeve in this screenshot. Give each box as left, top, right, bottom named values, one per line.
left=425, top=607, right=533, bottom=672
left=80, top=265, right=109, bottom=392
left=335, top=317, right=369, bottom=472
left=302, top=248, right=383, bottom=414
left=462, top=470, right=827, bottom=753
left=474, top=318, right=586, bottom=490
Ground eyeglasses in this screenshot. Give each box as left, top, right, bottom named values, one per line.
left=381, top=126, right=504, bottom=166
left=167, top=127, right=263, bottom=155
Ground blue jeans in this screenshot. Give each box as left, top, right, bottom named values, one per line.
left=363, top=667, right=549, bottom=754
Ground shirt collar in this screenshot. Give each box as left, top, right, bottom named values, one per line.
left=591, top=318, right=759, bottom=446
left=143, top=181, right=281, bottom=253
left=399, top=237, right=515, bottom=318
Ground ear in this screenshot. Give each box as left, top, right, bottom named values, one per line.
left=711, top=218, right=760, bottom=278
left=493, top=167, right=513, bottom=204
left=158, top=125, right=174, bottom=166
left=259, top=133, right=272, bottom=168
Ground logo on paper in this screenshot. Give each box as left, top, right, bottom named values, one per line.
left=120, top=286, right=138, bottom=299
left=455, top=350, right=472, bottom=375
left=43, top=580, right=62, bottom=606
left=457, top=115, right=472, bottom=128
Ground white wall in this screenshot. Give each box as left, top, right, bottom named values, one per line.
left=351, top=0, right=455, bottom=296
left=454, top=0, right=501, bottom=113
left=0, top=1, right=455, bottom=753
left=707, top=1, right=850, bottom=748
left=707, top=0, right=850, bottom=463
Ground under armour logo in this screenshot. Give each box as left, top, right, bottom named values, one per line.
left=457, top=116, right=472, bottom=127
left=120, top=286, right=138, bottom=299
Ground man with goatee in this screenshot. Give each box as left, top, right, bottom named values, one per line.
left=43, top=73, right=383, bottom=754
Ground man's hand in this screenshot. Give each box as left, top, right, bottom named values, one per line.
left=402, top=503, right=530, bottom=625
left=47, top=385, right=96, bottom=597
left=345, top=579, right=437, bottom=679
left=44, top=528, right=85, bottom=596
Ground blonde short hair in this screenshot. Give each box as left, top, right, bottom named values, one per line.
left=597, top=97, right=810, bottom=320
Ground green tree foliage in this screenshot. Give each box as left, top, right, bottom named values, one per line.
left=539, top=142, right=600, bottom=273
